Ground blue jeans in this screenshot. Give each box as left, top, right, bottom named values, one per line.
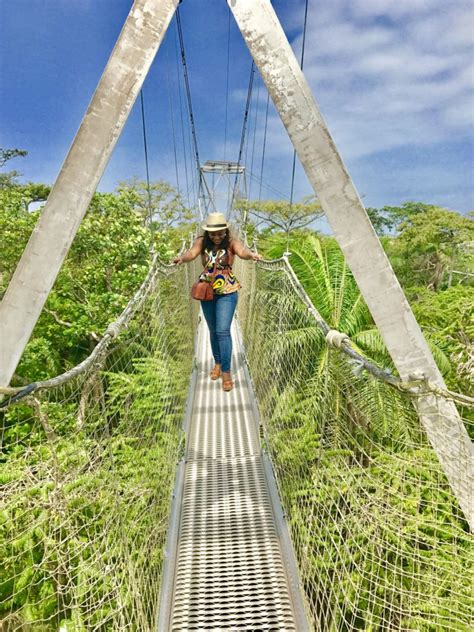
left=201, top=292, right=238, bottom=373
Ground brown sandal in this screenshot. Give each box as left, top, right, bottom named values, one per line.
left=210, top=365, right=221, bottom=380
left=222, top=379, right=234, bottom=392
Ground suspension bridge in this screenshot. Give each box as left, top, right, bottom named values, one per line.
left=1, top=0, right=473, bottom=630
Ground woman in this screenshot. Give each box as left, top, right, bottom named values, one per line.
left=174, top=212, right=262, bottom=392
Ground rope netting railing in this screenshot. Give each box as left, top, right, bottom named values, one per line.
left=0, top=258, right=198, bottom=631
left=235, top=256, right=473, bottom=631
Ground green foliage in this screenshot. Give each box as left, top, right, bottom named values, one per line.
left=263, top=232, right=389, bottom=366
left=0, top=263, right=193, bottom=629
left=367, top=201, right=438, bottom=236
left=1, top=422, right=181, bottom=629
left=248, top=226, right=472, bottom=629
left=235, top=195, right=322, bottom=235
left=387, top=206, right=473, bottom=290
left=408, top=285, right=473, bottom=394
left=1, top=178, right=472, bottom=630
left=1, top=178, right=194, bottom=383
left=262, top=221, right=470, bottom=386
left=365, top=206, right=396, bottom=235
left=1, top=188, right=158, bottom=382
left=375, top=205, right=473, bottom=396
left=0, top=188, right=40, bottom=294
left=0, top=147, right=28, bottom=187
left=0, top=148, right=28, bottom=168
left=117, top=178, right=194, bottom=231
left=0, top=179, right=196, bottom=627
left=288, top=448, right=472, bottom=630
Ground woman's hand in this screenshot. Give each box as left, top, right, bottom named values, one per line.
left=229, top=239, right=263, bottom=262
left=173, top=237, right=203, bottom=265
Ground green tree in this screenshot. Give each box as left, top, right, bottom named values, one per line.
left=117, top=179, right=193, bottom=231
left=0, top=186, right=166, bottom=383
left=261, top=231, right=452, bottom=430
left=383, top=201, right=436, bottom=224
left=365, top=206, right=396, bottom=235
left=0, top=148, right=28, bottom=167
left=0, top=147, right=28, bottom=188
left=366, top=202, right=444, bottom=236
left=22, top=191, right=157, bottom=379
left=388, top=206, right=473, bottom=290
left=261, top=232, right=418, bottom=440
left=0, top=187, right=40, bottom=295
left=409, top=285, right=473, bottom=394
left=1, top=178, right=194, bottom=385
left=235, top=196, right=322, bottom=237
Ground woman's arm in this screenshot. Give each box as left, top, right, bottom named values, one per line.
left=230, top=239, right=263, bottom=262
left=173, top=237, right=204, bottom=265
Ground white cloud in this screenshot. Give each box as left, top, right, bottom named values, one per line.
left=408, top=6, right=474, bottom=50
left=284, top=0, right=474, bottom=161
left=442, top=99, right=474, bottom=128
left=350, top=0, right=436, bottom=19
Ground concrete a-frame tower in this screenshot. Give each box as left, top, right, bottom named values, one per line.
left=0, top=0, right=472, bottom=527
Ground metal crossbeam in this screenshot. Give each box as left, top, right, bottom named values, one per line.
left=201, top=160, right=245, bottom=174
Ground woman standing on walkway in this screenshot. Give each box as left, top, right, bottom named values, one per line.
left=174, top=213, right=262, bottom=392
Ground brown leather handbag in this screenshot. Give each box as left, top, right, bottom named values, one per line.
left=191, top=259, right=218, bottom=301
left=191, top=280, right=214, bottom=301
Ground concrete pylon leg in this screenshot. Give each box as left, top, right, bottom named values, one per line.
left=0, top=0, right=179, bottom=387
left=229, top=0, right=473, bottom=527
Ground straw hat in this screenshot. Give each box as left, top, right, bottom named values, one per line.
left=201, top=212, right=229, bottom=232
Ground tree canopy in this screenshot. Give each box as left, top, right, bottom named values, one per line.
left=0, top=147, right=28, bottom=188
left=235, top=195, right=322, bottom=235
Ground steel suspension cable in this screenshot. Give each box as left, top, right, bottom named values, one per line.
left=174, top=24, right=190, bottom=205
left=175, top=19, right=197, bottom=210
left=223, top=6, right=231, bottom=162
left=139, top=90, right=153, bottom=223
left=258, top=92, right=271, bottom=201
left=248, top=78, right=261, bottom=200
left=231, top=60, right=256, bottom=209
left=166, top=45, right=180, bottom=193
left=289, top=0, right=310, bottom=207
left=175, top=7, right=204, bottom=207
left=249, top=169, right=289, bottom=200
left=244, top=77, right=254, bottom=170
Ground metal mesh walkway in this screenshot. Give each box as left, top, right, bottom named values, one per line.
left=158, top=317, right=309, bottom=630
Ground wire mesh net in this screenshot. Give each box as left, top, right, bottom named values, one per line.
left=0, top=262, right=198, bottom=631
left=2, top=249, right=472, bottom=631
left=235, top=256, right=473, bottom=631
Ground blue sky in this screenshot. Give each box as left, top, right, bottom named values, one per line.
left=1, top=0, right=473, bottom=216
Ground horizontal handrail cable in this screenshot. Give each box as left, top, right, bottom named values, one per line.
left=0, top=248, right=186, bottom=406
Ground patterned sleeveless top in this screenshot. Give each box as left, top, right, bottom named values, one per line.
left=199, top=245, right=241, bottom=295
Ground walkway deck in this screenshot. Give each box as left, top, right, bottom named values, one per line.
left=158, top=317, right=308, bottom=630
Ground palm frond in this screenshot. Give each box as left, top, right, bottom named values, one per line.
left=342, top=293, right=372, bottom=337
left=424, top=336, right=452, bottom=376
left=351, top=328, right=390, bottom=360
